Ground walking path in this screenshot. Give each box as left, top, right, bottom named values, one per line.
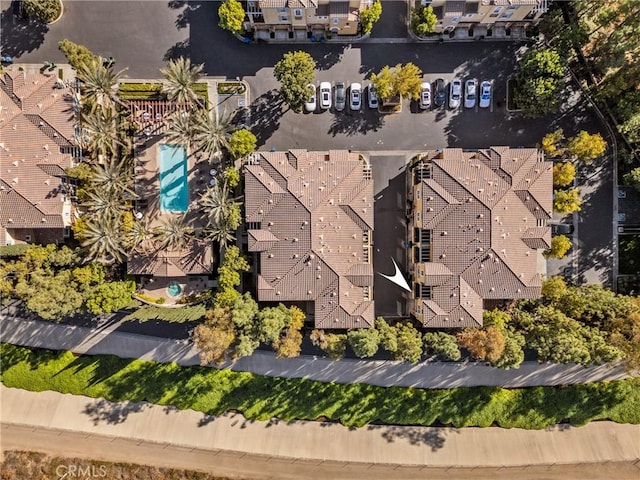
left=2, top=385, right=639, bottom=474
left=0, top=315, right=633, bottom=388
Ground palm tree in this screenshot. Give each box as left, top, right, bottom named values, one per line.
left=81, top=214, right=126, bottom=264
left=84, top=188, right=125, bottom=219
left=125, top=218, right=154, bottom=253
left=76, top=57, right=127, bottom=109
left=160, top=57, right=204, bottom=106
left=154, top=214, right=194, bottom=251
left=200, top=181, right=240, bottom=227
left=205, top=223, right=236, bottom=252
left=91, top=159, right=135, bottom=197
left=80, top=105, right=124, bottom=159
left=192, top=108, right=233, bottom=160
left=165, top=110, right=195, bottom=148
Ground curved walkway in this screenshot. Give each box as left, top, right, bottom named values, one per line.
left=0, top=315, right=632, bottom=388
left=2, top=386, right=639, bottom=476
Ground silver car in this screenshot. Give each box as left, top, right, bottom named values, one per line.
left=350, top=82, right=362, bottom=111
left=449, top=79, right=462, bottom=109
left=335, top=82, right=346, bottom=111
left=368, top=84, right=378, bottom=109
left=479, top=80, right=492, bottom=108
left=464, top=79, right=477, bottom=109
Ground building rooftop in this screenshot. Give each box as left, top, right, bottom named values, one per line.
left=410, top=147, right=553, bottom=328
left=0, top=69, right=77, bottom=245
left=245, top=149, right=374, bottom=329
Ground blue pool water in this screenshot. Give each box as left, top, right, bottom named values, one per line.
left=167, top=282, right=182, bottom=297
left=159, top=144, right=188, bottom=212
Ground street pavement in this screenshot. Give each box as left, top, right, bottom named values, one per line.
left=2, top=386, right=639, bottom=474
left=1, top=315, right=633, bottom=389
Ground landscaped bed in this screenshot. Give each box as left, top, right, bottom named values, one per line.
left=2, top=344, right=638, bottom=429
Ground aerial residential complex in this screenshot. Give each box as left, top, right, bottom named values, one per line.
left=245, top=149, right=375, bottom=328
left=0, top=69, right=78, bottom=246
left=407, top=147, right=553, bottom=327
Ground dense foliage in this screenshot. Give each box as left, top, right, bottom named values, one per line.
left=218, top=0, right=245, bottom=35
left=411, top=5, right=437, bottom=36
left=359, top=0, right=382, bottom=35
left=371, top=63, right=423, bottom=102
left=22, top=0, right=61, bottom=23
left=0, top=244, right=133, bottom=319
left=273, top=51, right=316, bottom=112
left=3, top=344, right=639, bottom=429
left=514, top=48, right=566, bottom=118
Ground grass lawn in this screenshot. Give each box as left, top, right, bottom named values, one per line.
left=122, top=302, right=205, bottom=323
left=2, top=451, right=233, bottom=480
left=2, top=344, right=639, bottom=429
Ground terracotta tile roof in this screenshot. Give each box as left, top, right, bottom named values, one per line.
left=0, top=69, right=77, bottom=244
left=245, top=150, right=374, bottom=329
left=411, top=148, right=552, bottom=327
left=127, top=239, right=214, bottom=276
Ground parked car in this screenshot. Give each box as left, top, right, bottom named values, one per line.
left=350, top=82, right=362, bottom=111
left=551, top=223, right=574, bottom=235
left=419, top=81, right=431, bottom=110
left=434, top=78, right=446, bottom=107
left=368, top=84, right=378, bottom=109
left=319, top=81, right=332, bottom=109
left=305, top=83, right=316, bottom=112
left=449, top=79, right=462, bottom=109
left=479, top=81, right=492, bottom=108
left=335, top=82, right=346, bottom=111
left=464, top=79, right=477, bottom=109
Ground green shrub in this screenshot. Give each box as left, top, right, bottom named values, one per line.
left=217, top=82, right=246, bottom=95
left=2, top=344, right=638, bottom=429
left=0, top=244, right=32, bottom=258
left=22, top=0, right=61, bottom=23
left=123, top=304, right=206, bottom=323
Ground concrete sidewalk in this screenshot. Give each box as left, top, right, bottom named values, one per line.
left=2, top=385, right=639, bottom=470
left=0, top=315, right=633, bottom=389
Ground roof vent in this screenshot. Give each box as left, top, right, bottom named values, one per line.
left=276, top=291, right=281, bottom=295
left=268, top=254, right=274, bottom=258
left=308, top=290, right=312, bottom=295
left=41, top=218, right=47, bottom=223
left=7, top=218, right=13, bottom=223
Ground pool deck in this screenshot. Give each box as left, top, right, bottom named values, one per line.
left=133, top=134, right=215, bottom=231
left=139, top=276, right=214, bottom=305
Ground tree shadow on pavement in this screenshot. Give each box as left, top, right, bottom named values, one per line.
left=370, top=425, right=454, bottom=451
left=82, top=398, right=151, bottom=425
left=164, top=40, right=190, bottom=61
left=0, top=9, right=48, bottom=57
left=327, top=111, right=384, bottom=137
left=247, top=89, right=286, bottom=147
left=168, top=0, right=197, bottom=31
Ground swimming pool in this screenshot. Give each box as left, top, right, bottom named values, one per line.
left=159, top=144, right=188, bottom=212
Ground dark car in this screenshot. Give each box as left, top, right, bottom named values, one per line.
left=551, top=223, right=574, bottom=235
left=434, top=78, right=446, bottom=107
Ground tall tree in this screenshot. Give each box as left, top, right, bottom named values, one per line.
left=423, top=332, right=461, bottom=361
left=359, top=0, right=382, bottom=34
left=160, top=57, right=204, bottom=107
left=553, top=188, right=583, bottom=214
left=165, top=110, right=195, bottom=148
left=218, top=0, right=245, bottom=35
left=553, top=162, right=576, bottom=187
left=80, top=105, right=123, bottom=159
left=228, top=129, right=257, bottom=160
left=80, top=215, right=126, bottom=264
left=457, top=326, right=506, bottom=363
left=76, top=58, right=126, bottom=109
left=566, top=131, right=607, bottom=162
left=192, top=109, right=233, bottom=159
left=91, top=159, right=135, bottom=197
left=274, top=51, right=316, bottom=112
left=545, top=235, right=572, bottom=259
left=58, top=39, right=98, bottom=70
left=154, top=214, right=193, bottom=251
left=347, top=328, right=380, bottom=358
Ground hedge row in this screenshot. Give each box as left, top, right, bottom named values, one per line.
left=2, top=344, right=638, bottom=429
left=0, top=244, right=32, bottom=258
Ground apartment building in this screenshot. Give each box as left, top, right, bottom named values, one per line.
left=247, top=0, right=370, bottom=39
left=244, top=149, right=374, bottom=329
left=428, top=0, right=549, bottom=35
left=407, top=147, right=553, bottom=328
left=0, top=69, right=79, bottom=246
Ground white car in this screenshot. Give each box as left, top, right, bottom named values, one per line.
left=419, top=81, right=431, bottom=110
left=319, top=81, right=332, bottom=110
left=449, top=79, right=462, bottom=109
left=368, top=84, right=378, bottom=109
left=350, top=83, right=362, bottom=111
left=464, top=79, right=477, bottom=109
left=305, top=83, right=316, bottom=112
left=479, top=80, right=492, bottom=108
